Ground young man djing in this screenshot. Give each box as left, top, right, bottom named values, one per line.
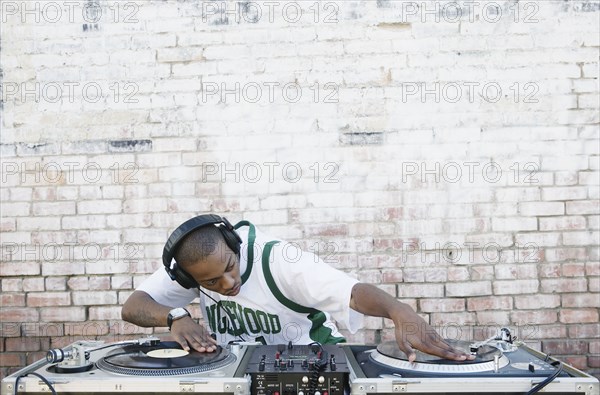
left=122, top=214, right=473, bottom=363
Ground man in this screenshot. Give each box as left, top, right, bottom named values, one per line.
left=122, top=214, right=473, bottom=362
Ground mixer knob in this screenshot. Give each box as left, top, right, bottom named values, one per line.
left=318, top=376, right=325, bottom=384
left=302, top=376, right=309, bottom=384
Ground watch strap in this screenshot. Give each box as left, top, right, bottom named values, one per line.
left=167, top=308, right=190, bottom=330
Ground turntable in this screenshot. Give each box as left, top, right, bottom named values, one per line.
left=341, top=328, right=600, bottom=395
left=1, top=337, right=253, bottom=394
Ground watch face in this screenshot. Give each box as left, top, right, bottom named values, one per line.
left=170, top=308, right=187, bottom=318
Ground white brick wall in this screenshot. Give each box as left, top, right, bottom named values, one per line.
left=1, top=0, right=599, bottom=378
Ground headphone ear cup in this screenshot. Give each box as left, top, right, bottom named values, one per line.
left=171, top=262, right=198, bottom=289
left=221, top=229, right=241, bottom=256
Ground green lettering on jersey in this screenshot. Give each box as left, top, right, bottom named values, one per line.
left=204, top=301, right=281, bottom=337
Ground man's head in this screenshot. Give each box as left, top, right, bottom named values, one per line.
left=172, top=225, right=242, bottom=296
left=163, top=215, right=242, bottom=295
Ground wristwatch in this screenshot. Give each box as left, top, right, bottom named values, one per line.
left=167, top=307, right=190, bottom=330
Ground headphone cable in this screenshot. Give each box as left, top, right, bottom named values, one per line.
left=197, top=287, right=247, bottom=343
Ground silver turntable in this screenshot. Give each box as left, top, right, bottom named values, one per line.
left=341, top=328, right=600, bottom=395
left=1, top=338, right=253, bottom=395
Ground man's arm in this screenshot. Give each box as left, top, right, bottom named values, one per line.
left=122, top=290, right=217, bottom=352
left=349, top=283, right=474, bottom=362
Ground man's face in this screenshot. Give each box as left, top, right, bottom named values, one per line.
left=185, top=240, right=242, bottom=296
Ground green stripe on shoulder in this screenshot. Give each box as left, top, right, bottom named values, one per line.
left=234, top=220, right=255, bottom=285
left=262, top=241, right=316, bottom=314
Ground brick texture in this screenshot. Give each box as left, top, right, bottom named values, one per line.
left=1, top=0, right=599, bottom=381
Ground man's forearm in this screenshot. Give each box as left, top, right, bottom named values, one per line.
left=122, top=290, right=172, bottom=327
left=349, top=283, right=411, bottom=321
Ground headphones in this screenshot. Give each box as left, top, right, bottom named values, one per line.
left=162, top=214, right=242, bottom=289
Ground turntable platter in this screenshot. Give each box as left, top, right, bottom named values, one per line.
left=376, top=340, right=501, bottom=364
left=365, top=340, right=510, bottom=375
left=96, top=342, right=236, bottom=376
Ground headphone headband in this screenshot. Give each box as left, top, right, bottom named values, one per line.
left=162, top=214, right=242, bottom=289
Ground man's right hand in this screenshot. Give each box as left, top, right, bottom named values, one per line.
left=170, top=316, right=218, bottom=353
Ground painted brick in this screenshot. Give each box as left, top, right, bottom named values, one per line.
left=446, top=281, right=491, bottom=297
left=419, top=298, right=465, bottom=313
left=512, top=310, right=558, bottom=325
left=563, top=231, right=600, bottom=245
left=539, top=216, right=587, bottom=231
left=397, top=283, right=444, bottom=298
left=1, top=279, right=23, bottom=292
left=518, top=202, right=565, bottom=216
left=541, top=278, right=588, bottom=293
left=45, top=277, right=67, bottom=291
left=514, top=294, right=560, bottom=309
left=430, top=312, right=477, bottom=326
left=491, top=217, right=537, bottom=232
left=4, top=338, right=41, bottom=352
left=587, top=262, right=600, bottom=276
left=562, top=262, right=586, bottom=277
left=515, top=232, right=561, bottom=246
left=89, top=307, right=123, bottom=320
left=27, top=292, right=71, bottom=307
left=534, top=325, right=568, bottom=340
left=493, top=280, right=539, bottom=295
left=0, top=262, right=40, bottom=276
left=40, top=307, right=86, bottom=322
left=0, top=353, right=24, bottom=367
left=77, top=200, right=122, bottom=214
left=0, top=308, right=39, bottom=323
left=566, top=201, right=600, bottom=215
left=543, top=340, right=588, bottom=355
left=0, top=294, right=25, bottom=307
left=17, top=217, right=60, bottom=230
left=560, top=309, right=599, bottom=324
left=569, top=324, right=600, bottom=339
left=544, top=247, right=588, bottom=262
left=467, top=296, right=512, bottom=311
left=476, top=311, right=510, bottom=325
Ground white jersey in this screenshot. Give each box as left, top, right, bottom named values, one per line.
left=137, top=221, right=363, bottom=345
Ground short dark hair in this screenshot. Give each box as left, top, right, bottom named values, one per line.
left=173, top=225, right=225, bottom=268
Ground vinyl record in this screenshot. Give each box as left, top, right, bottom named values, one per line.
left=376, top=340, right=501, bottom=365
left=97, top=341, right=235, bottom=376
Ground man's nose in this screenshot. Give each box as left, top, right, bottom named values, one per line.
left=221, top=274, right=235, bottom=289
